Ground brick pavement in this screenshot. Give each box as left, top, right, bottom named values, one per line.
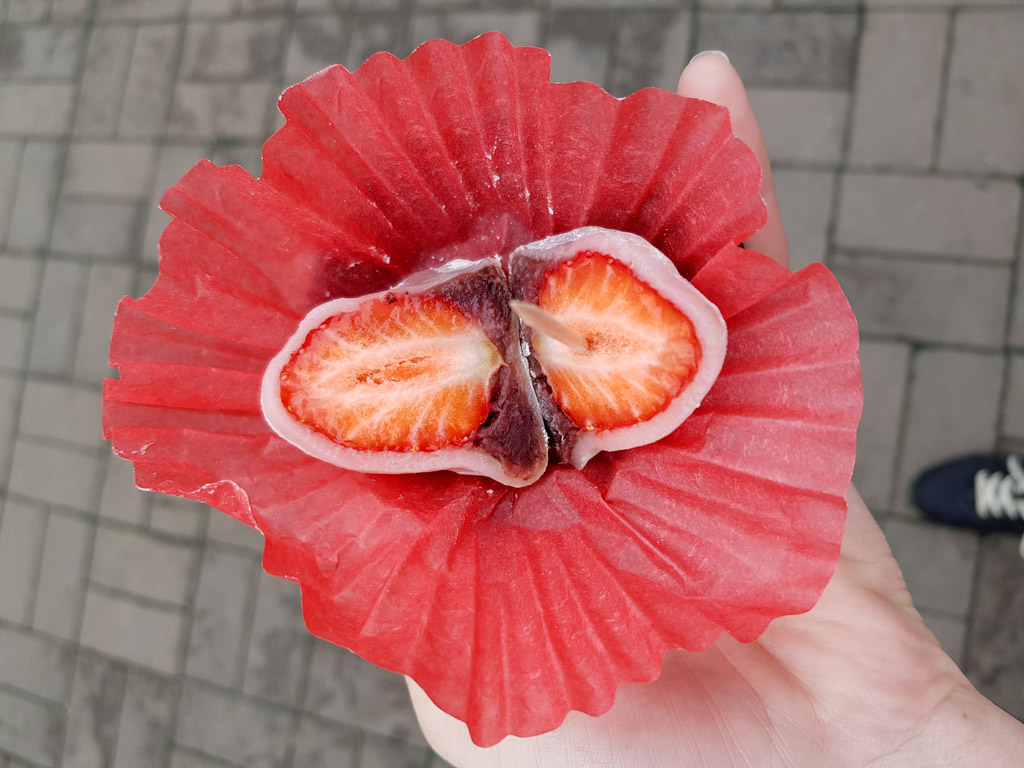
left=0, top=0, right=1022, bottom=766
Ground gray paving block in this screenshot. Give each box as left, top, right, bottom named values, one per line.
left=0, top=314, right=30, bottom=372
left=50, top=199, right=144, bottom=259
left=99, top=453, right=150, bottom=527
left=175, top=680, right=292, bottom=768
left=919, top=608, right=967, bottom=668
left=5, top=0, right=49, bottom=23
left=243, top=569, right=310, bottom=707
left=112, top=667, right=178, bottom=768
left=832, top=254, right=1010, bottom=348
left=965, top=533, right=1024, bottom=719
left=63, top=142, right=158, bottom=199
left=180, top=18, right=285, bottom=81
left=343, top=15, right=413, bottom=72
left=90, top=523, right=198, bottom=605
left=186, top=543, right=262, bottom=688
left=0, top=687, right=64, bottom=767
left=772, top=169, right=834, bottom=270
left=610, top=11, right=691, bottom=96
left=62, top=651, right=128, bottom=768
left=748, top=88, right=847, bottom=167
left=1005, top=356, right=1024, bottom=439
left=848, top=11, right=947, bottom=169
left=73, top=262, right=137, bottom=385
left=896, top=348, right=1003, bottom=514
left=19, top=378, right=103, bottom=448
left=0, top=500, right=47, bottom=625
left=79, top=586, right=188, bottom=674
left=882, top=518, right=978, bottom=616
left=74, top=24, right=135, bottom=138
left=119, top=22, right=183, bottom=138
left=305, top=641, right=426, bottom=746
left=31, top=509, right=93, bottom=640
left=0, top=624, right=74, bottom=702
left=698, top=11, right=858, bottom=88
left=0, top=82, right=76, bottom=136
left=29, top=258, right=89, bottom=376
left=0, top=141, right=21, bottom=248
left=0, top=23, right=86, bottom=80
left=8, top=141, right=62, bottom=252
left=410, top=10, right=543, bottom=52
left=149, top=495, right=209, bottom=539
left=941, top=10, right=1024, bottom=175
left=853, top=341, right=910, bottom=513
left=205, top=507, right=266, bottom=551
left=359, top=731, right=432, bottom=768
left=546, top=11, right=616, bottom=88
left=167, top=81, right=276, bottom=141
left=0, top=253, right=42, bottom=313
left=96, top=0, right=188, bottom=21
left=292, top=716, right=360, bottom=768
left=836, top=172, right=1020, bottom=261
left=284, top=13, right=348, bottom=84
left=10, top=437, right=102, bottom=511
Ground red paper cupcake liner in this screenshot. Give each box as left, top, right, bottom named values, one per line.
left=103, top=33, right=861, bottom=746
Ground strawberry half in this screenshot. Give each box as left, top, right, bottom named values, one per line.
left=279, top=293, right=501, bottom=451
left=510, top=227, right=727, bottom=469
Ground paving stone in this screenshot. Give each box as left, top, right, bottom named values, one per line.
left=919, top=608, right=966, bottom=668
left=0, top=314, right=30, bottom=371
left=360, top=732, right=432, bottom=768
left=186, top=543, right=261, bottom=688
left=895, top=348, right=1003, bottom=514
left=91, top=523, right=197, bottom=605
left=0, top=254, right=41, bottom=312
left=940, top=10, right=1024, bottom=175
left=176, top=681, right=292, bottom=768
left=112, top=667, right=178, bottom=768
left=1004, top=355, right=1024, bottom=439
left=0, top=500, right=47, bottom=625
left=206, top=506, right=266, bottom=551
left=168, top=750, right=233, bottom=768
left=965, top=533, right=1024, bottom=719
left=62, top=651, right=128, bottom=768
left=836, top=173, right=1020, bottom=261
left=0, top=141, right=21, bottom=247
left=119, top=23, right=182, bottom=138
left=0, top=624, right=74, bottom=701
left=180, top=18, right=285, bottom=81
left=6, top=0, right=49, bottom=22
left=1013, top=265, right=1024, bottom=349
left=63, top=142, right=157, bottom=198
left=50, top=199, right=143, bottom=259
left=8, top=141, right=62, bottom=252
left=747, top=88, right=846, bottom=168
left=99, top=453, right=150, bottom=526
left=19, top=378, right=103, bottom=447
left=305, top=640, right=425, bottom=745
left=546, top=11, right=616, bottom=88
left=411, top=11, right=542, bottom=52
left=32, top=509, right=93, bottom=639
left=881, top=517, right=978, bottom=616
left=698, top=12, right=858, bottom=89
left=11, top=439, right=101, bottom=514
left=74, top=24, right=134, bottom=138
left=73, top=262, right=137, bottom=384
left=700, top=0, right=771, bottom=7
left=0, top=22, right=85, bottom=79
left=96, top=0, right=188, bottom=20
left=0, top=372, right=20, bottom=483
left=343, top=15, right=413, bottom=72
left=866, top=0, right=1017, bottom=6
left=831, top=254, right=1009, bottom=348
left=848, top=11, right=947, bottom=169
left=29, top=258, right=89, bottom=376
left=0, top=82, right=76, bottom=136
left=150, top=495, right=209, bottom=539
left=167, top=81, right=275, bottom=141
left=292, top=716, right=360, bottom=768
left=0, top=687, right=63, bottom=767
left=852, top=341, right=910, bottom=513
left=80, top=587, right=186, bottom=673
left=50, top=0, right=92, bottom=20
left=208, top=142, right=262, bottom=177
left=610, top=11, right=691, bottom=96
left=284, top=13, right=347, bottom=84
left=243, top=569, right=309, bottom=707
left=772, top=169, right=834, bottom=271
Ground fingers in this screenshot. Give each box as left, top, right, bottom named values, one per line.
left=676, top=52, right=790, bottom=269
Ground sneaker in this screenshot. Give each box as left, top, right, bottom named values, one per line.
left=911, top=454, right=1024, bottom=558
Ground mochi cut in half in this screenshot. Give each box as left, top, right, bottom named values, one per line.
left=509, top=227, right=727, bottom=469
left=261, top=258, right=548, bottom=487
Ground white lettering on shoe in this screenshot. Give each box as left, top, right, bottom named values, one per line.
left=975, top=454, right=1024, bottom=520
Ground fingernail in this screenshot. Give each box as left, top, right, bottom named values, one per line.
left=688, top=50, right=729, bottom=65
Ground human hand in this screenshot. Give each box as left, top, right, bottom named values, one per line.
left=408, top=52, right=1024, bottom=768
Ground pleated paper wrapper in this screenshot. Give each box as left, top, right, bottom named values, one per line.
left=102, top=33, right=862, bottom=747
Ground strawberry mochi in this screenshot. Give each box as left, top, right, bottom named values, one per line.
left=262, top=227, right=727, bottom=486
